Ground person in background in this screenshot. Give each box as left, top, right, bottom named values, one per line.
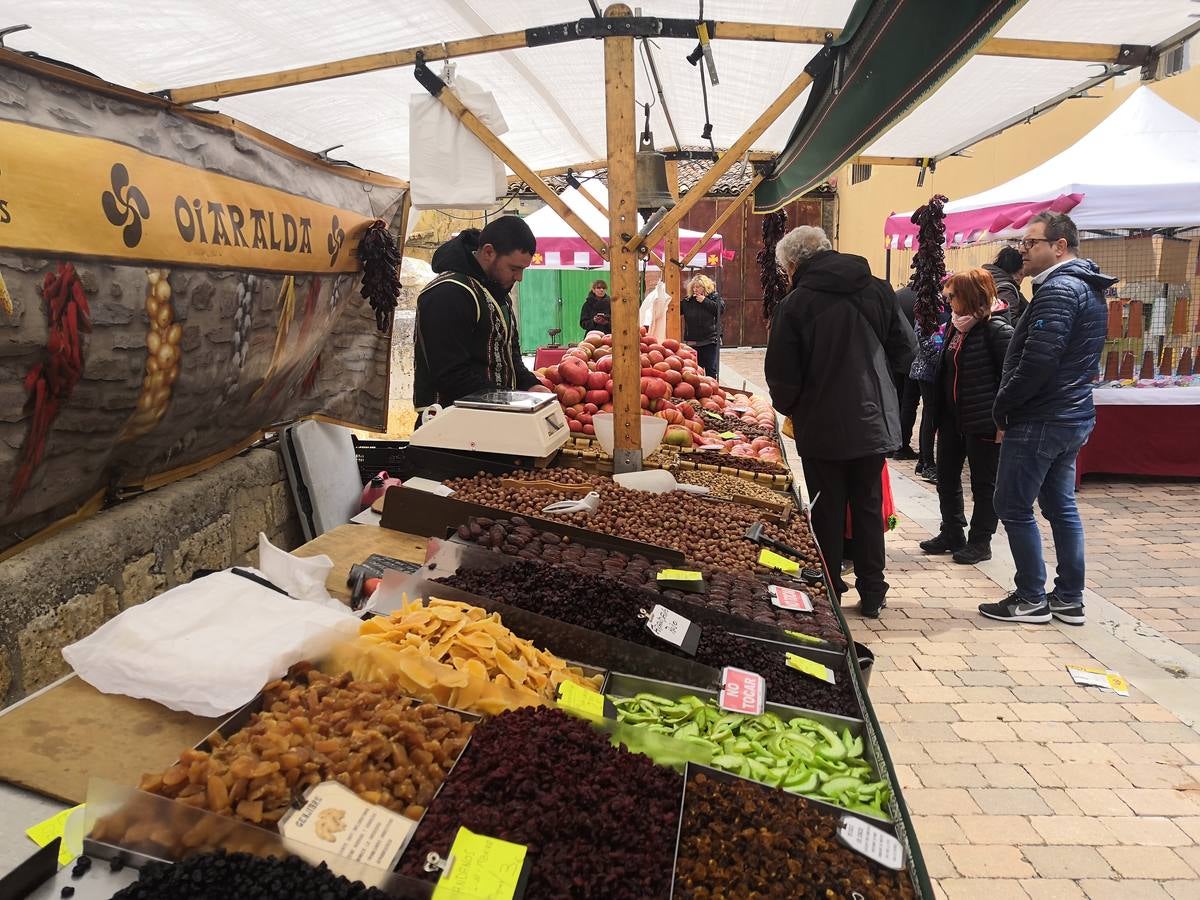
left=909, top=284, right=951, bottom=483
left=765, top=226, right=915, bottom=618
left=579, top=278, right=611, bottom=333
left=893, top=284, right=919, bottom=460
left=413, top=216, right=547, bottom=410
left=984, top=246, right=1028, bottom=321
left=920, top=268, right=1014, bottom=566
left=980, top=212, right=1112, bottom=624
left=683, top=274, right=725, bottom=378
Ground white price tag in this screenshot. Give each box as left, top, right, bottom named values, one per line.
left=836, top=816, right=905, bottom=871
left=644, top=604, right=700, bottom=655
left=646, top=605, right=690, bottom=646
left=768, top=584, right=813, bottom=612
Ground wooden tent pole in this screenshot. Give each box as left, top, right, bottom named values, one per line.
left=169, top=26, right=1142, bottom=105
left=603, top=3, right=642, bottom=473
left=664, top=160, right=682, bottom=342
left=632, top=72, right=812, bottom=254
left=430, top=87, right=608, bottom=258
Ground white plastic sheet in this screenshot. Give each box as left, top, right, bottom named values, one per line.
left=409, top=73, right=508, bottom=208
left=62, top=570, right=359, bottom=717
left=2, top=3, right=1194, bottom=180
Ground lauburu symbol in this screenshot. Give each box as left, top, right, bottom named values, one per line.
left=327, top=215, right=346, bottom=266
left=101, top=163, right=150, bottom=248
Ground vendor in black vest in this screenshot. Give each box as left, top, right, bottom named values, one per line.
left=413, top=216, right=547, bottom=410
left=920, top=268, right=1014, bottom=566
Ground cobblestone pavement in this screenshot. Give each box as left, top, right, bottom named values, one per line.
left=722, top=349, right=1200, bottom=900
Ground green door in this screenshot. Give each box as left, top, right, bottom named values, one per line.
left=560, top=270, right=606, bottom=343
left=516, top=269, right=562, bottom=353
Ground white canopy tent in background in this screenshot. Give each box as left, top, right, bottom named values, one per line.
left=885, top=87, right=1200, bottom=247
left=3, top=2, right=1196, bottom=183
left=523, top=183, right=728, bottom=269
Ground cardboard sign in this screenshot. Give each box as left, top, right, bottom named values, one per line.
left=432, top=827, right=528, bottom=900
left=785, top=652, right=836, bottom=684
left=769, top=584, right=813, bottom=611
left=279, top=782, right=415, bottom=871
left=719, top=667, right=766, bottom=715
left=837, top=816, right=905, bottom=871
left=644, top=604, right=701, bottom=655
left=758, top=548, right=800, bottom=574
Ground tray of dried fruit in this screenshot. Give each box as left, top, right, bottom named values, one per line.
left=83, top=665, right=479, bottom=873
left=426, top=536, right=859, bottom=676
left=432, top=471, right=832, bottom=597
left=600, top=673, right=888, bottom=819
left=447, top=515, right=850, bottom=648
left=669, top=763, right=933, bottom=899
left=398, top=706, right=684, bottom=900
left=422, top=554, right=864, bottom=720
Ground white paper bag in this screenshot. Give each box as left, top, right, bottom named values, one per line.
left=640, top=281, right=672, bottom=340
left=62, top=571, right=359, bottom=717
left=257, top=532, right=342, bottom=611
left=409, top=75, right=509, bottom=209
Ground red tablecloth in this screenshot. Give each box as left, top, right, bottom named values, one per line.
left=533, top=346, right=567, bottom=369
left=1077, top=402, right=1200, bottom=481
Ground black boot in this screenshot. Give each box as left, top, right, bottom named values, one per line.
left=953, top=543, right=992, bottom=565
left=919, top=532, right=965, bottom=555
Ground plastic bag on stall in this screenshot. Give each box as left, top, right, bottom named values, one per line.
left=409, top=73, right=508, bottom=209
left=639, top=281, right=673, bottom=341
left=62, top=570, right=359, bottom=717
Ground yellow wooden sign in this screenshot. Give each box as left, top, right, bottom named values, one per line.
left=0, top=120, right=373, bottom=273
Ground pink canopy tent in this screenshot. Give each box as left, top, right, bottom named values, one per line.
left=884, top=88, right=1200, bottom=249
left=525, top=184, right=733, bottom=269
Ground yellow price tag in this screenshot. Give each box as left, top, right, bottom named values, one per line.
left=719, top=431, right=737, bottom=439
left=25, top=804, right=83, bottom=866
left=432, top=827, right=527, bottom=900
left=785, top=652, right=836, bottom=684
left=657, top=569, right=703, bottom=581
left=783, top=629, right=824, bottom=645
left=556, top=680, right=606, bottom=719
left=758, top=548, right=799, bottom=573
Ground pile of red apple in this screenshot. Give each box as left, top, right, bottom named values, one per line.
left=534, top=329, right=784, bottom=467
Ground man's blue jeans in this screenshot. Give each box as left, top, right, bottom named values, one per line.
left=993, top=420, right=1094, bottom=604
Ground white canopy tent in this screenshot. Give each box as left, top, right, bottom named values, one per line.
left=3, top=2, right=1197, bottom=182
left=522, top=183, right=727, bottom=269
left=885, top=87, right=1200, bottom=247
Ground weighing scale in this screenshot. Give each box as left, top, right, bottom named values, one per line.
left=407, top=390, right=570, bottom=472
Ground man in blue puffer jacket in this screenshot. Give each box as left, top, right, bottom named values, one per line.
left=979, top=212, right=1114, bottom=626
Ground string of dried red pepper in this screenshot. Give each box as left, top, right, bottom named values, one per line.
left=9, top=263, right=91, bottom=507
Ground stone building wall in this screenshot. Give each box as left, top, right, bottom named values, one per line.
left=0, top=445, right=299, bottom=708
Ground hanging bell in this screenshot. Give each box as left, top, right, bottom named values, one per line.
left=635, top=136, right=674, bottom=218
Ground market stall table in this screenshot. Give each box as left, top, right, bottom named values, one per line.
left=1077, top=386, right=1200, bottom=483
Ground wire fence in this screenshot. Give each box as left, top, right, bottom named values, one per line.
left=889, top=230, right=1200, bottom=380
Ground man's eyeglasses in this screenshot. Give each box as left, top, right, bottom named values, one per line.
left=1016, top=238, right=1054, bottom=250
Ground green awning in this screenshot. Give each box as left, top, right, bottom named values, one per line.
left=754, top=0, right=1026, bottom=213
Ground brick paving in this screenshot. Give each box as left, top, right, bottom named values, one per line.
left=721, top=350, right=1200, bottom=899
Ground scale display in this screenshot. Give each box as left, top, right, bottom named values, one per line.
left=453, top=390, right=557, bottom=413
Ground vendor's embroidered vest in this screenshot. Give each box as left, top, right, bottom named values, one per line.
left=416, top=272, right=517, bottom=402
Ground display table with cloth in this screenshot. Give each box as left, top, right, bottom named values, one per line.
left=533, top=346, right=568, bottom=369
left=1077, top=386, right=1200, bottom=481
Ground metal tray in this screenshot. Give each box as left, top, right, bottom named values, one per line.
left=377, top=576, right=721, bottom=691
left=669, top=763, right=922, bottom=899
left=602, top=671, right=865, bottom=735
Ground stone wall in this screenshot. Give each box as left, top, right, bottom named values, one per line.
left=0, top=445, right=299, bottom=707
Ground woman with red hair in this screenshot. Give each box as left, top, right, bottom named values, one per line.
left=920, top=268, right=1014, bottom=565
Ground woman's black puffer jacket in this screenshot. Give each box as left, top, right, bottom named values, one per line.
left=934, top=316, right=1014, bottom=436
